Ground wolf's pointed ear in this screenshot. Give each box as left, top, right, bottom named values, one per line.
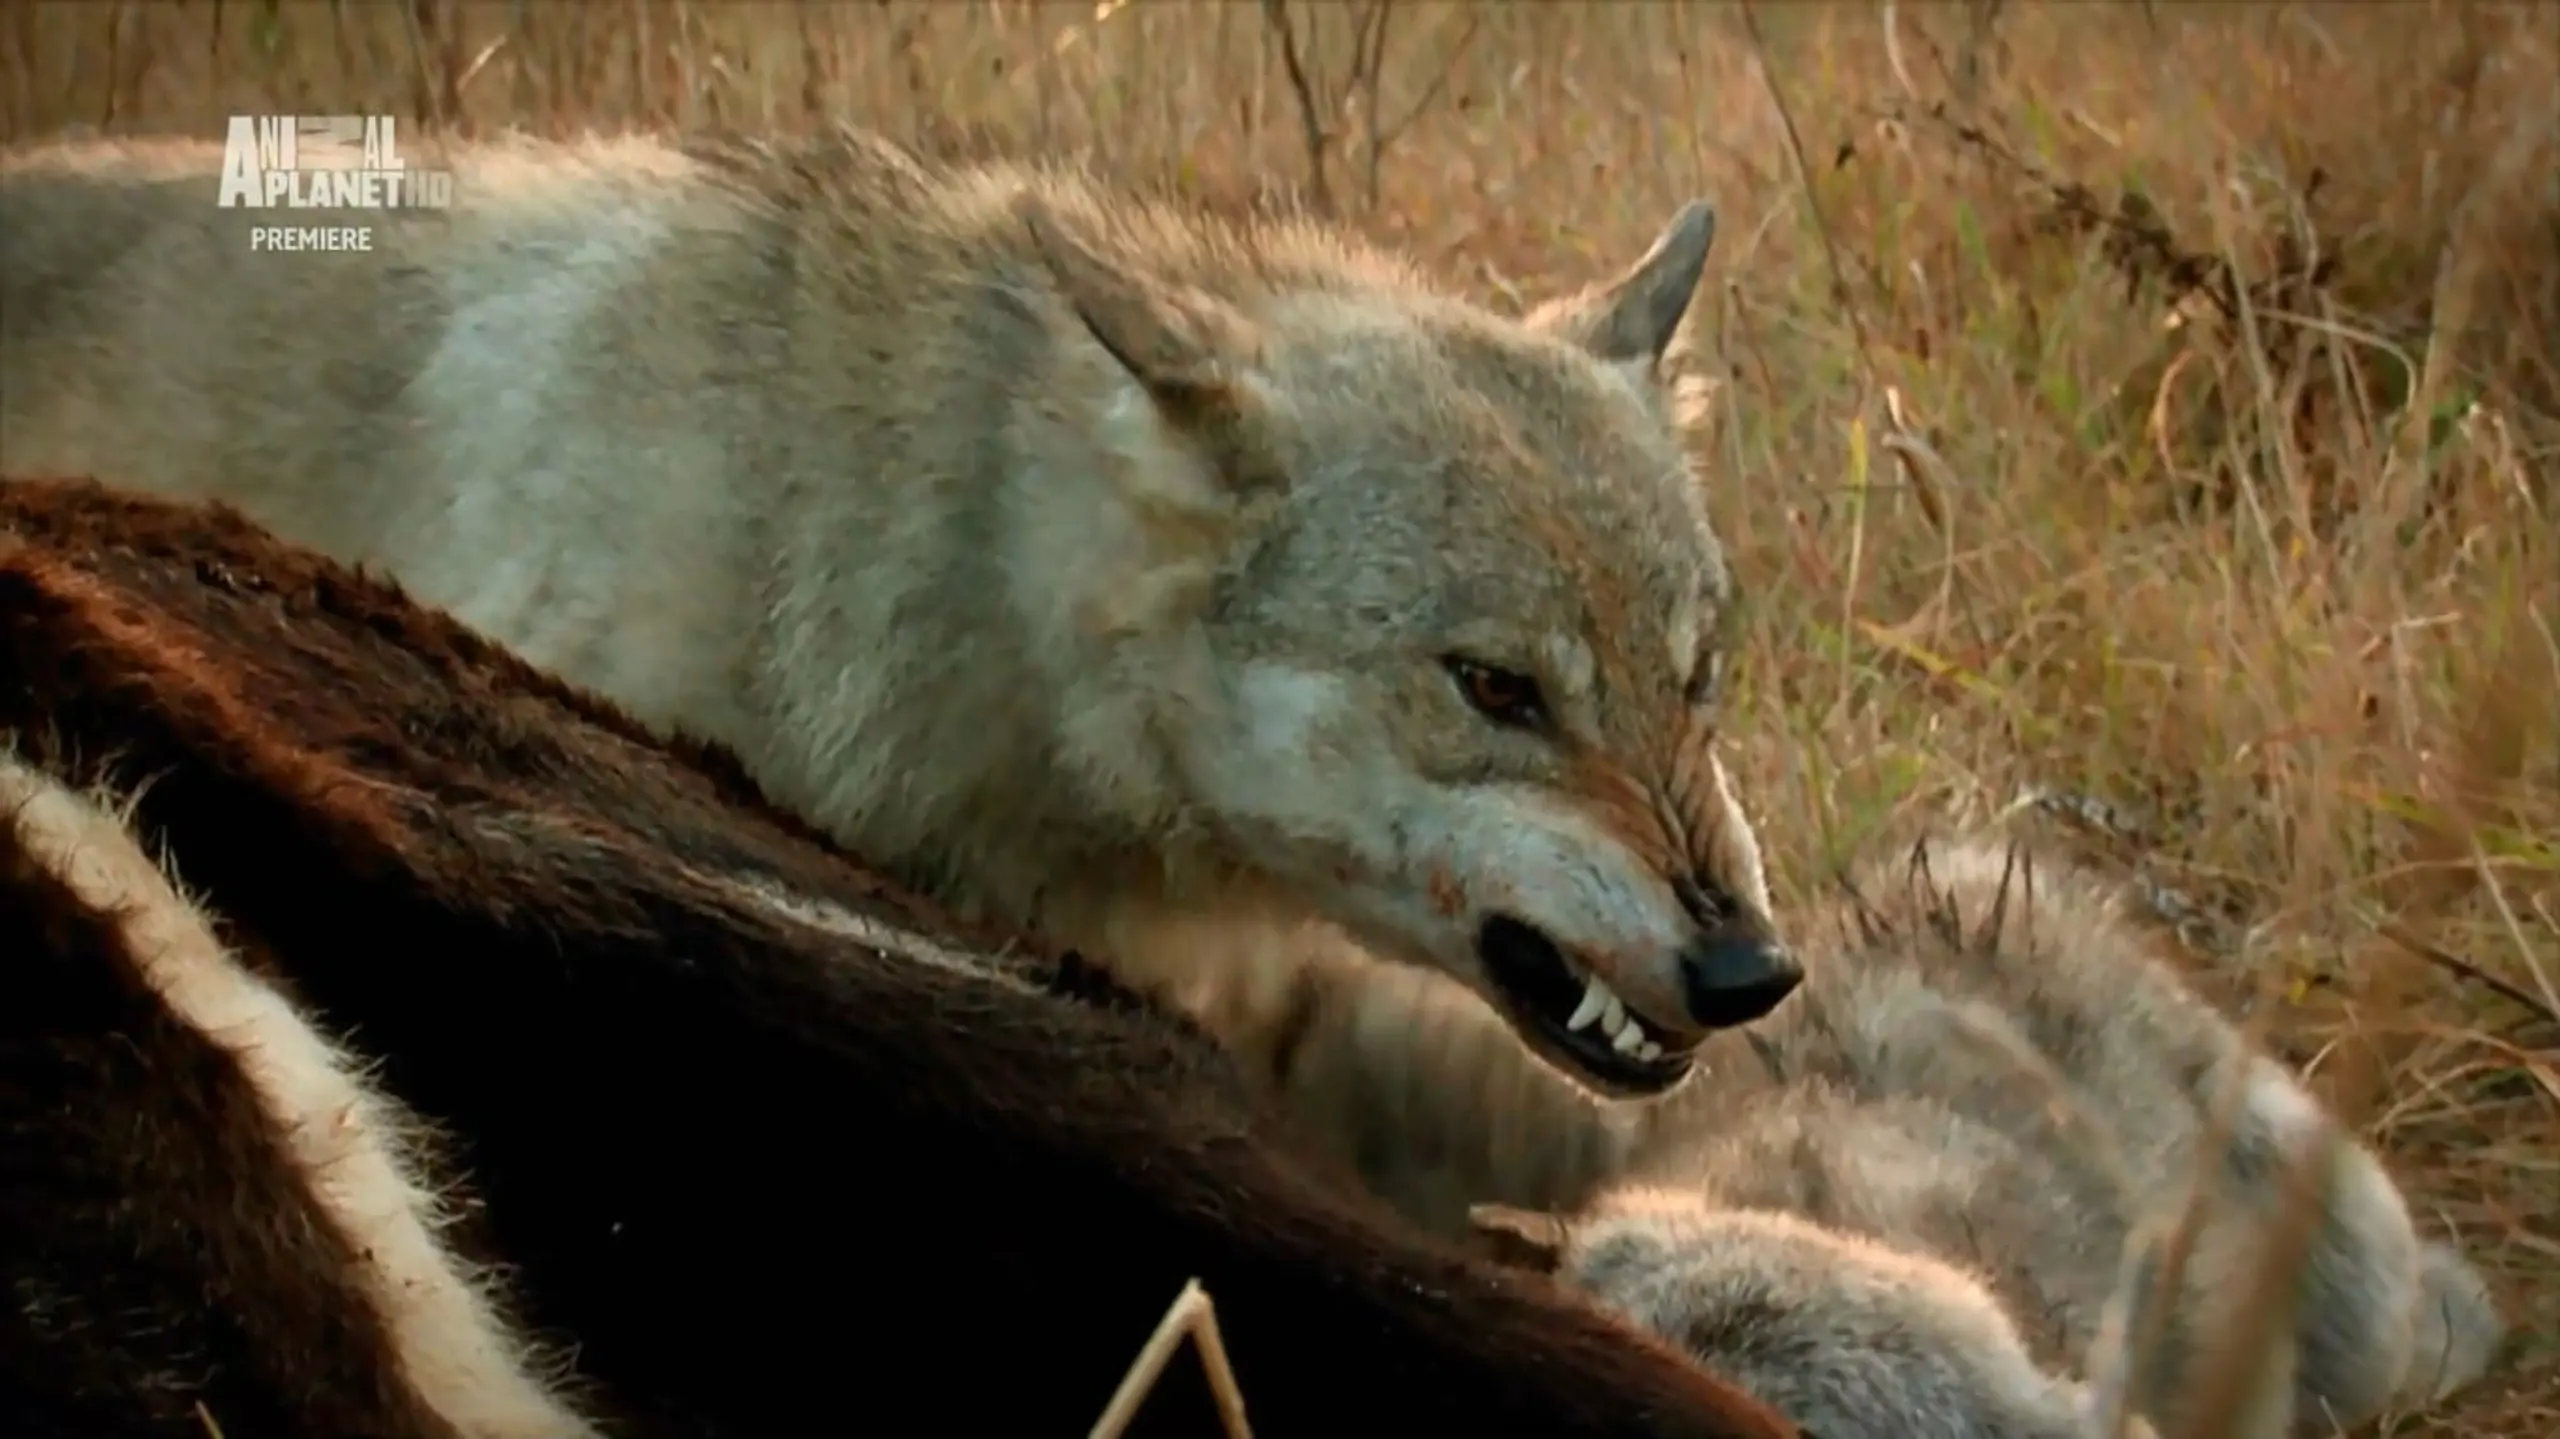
left=1528, top=200, right=1716, bottom=376
left=1022, top=197, right=1285, bottom=495
left=1469, top=1203, right=1571, bottom=1276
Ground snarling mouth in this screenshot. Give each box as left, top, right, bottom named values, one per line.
left=1477, top=915, right=1695, bottom=1095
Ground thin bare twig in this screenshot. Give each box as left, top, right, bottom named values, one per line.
left=1352, top=0, right=1393, bottom=208
left=1734, top=3, right=1882, bottom=391
left=1737, top=1, right=1946, bottom=542
left=100, top=1, right=129, bottom=127
left=1259, top=0, right=1331, bottom=212
left=2381, top=920, right=2560, bottom=1032
left=2099, top=929, right=2330, bottom=1439
left=399, top=0, right=456, bottom=132
left=1956, top=0, right=2006, bottom=105
left=1365, top=10, right=1478, bottom=211
left=1353, top=0, right=1391, bottom=117
left=1088, top=1278, right=1254, bottom=1439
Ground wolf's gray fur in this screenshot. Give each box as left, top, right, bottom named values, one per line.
left=0, top=125, right=1801, bottom=1119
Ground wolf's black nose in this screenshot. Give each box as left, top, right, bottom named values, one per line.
left=1676, top=925, right=1801, bottom=1029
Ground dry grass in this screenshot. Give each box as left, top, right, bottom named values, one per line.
left=5, top=1, right=2554, bottom=1432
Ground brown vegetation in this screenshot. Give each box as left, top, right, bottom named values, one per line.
left=4, top=1, right=2553, bottom=1432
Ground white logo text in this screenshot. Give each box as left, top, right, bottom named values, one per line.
left=218, top=116, right=453, bottom=211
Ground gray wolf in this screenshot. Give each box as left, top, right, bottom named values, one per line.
left=0, top=475, right=1797, bottom=1439
left=0, top=125, right=1799, bottom=1104
left=1357, top=835, right=2500, bottom=1434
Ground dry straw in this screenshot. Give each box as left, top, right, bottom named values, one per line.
left=1088, top=1279, right=1255, bottom=1439
left=4, top=2, right=2552, bottom=1433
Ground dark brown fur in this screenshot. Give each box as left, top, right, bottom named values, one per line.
left=0, top=475, right=1794, bottom=1439
left=0, top=793, right=466, bottom=1439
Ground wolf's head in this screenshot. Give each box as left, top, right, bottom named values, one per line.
left=1021, top=194, right=1797, bottom=1098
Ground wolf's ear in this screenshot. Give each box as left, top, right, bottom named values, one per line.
left=1528, top=200, right=1716, bottom=376
left=1022, top=197, right=1285, bottom=495
left=1468, top=1203, right=1571, bottom=1276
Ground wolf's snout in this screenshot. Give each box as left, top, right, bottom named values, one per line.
left=1676, top=922, right=1801, bottom=1029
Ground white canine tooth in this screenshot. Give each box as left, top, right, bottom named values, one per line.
left=1566, top=974, right=1610, bottom=1033
left=1611, top=1020, right=1646, bottom=1056
left=1600, top=992, right=1628, bottom=1039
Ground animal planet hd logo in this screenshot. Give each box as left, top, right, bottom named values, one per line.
left=217, top=115, right=452, bottom=253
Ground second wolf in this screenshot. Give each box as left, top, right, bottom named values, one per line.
left=0, top=125, right=1801, bottom=1200
left=1342, top=835, right=2501, bottom=1436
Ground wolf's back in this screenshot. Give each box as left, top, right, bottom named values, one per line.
left=0, top=141, right=232, bottom=366
left=2, top=136, right=438, bottom=526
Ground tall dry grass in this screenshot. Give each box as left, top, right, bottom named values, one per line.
left=5, top=1, right=2555, bottom=1430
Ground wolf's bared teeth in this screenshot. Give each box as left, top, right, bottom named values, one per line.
left=1610, top=1020, right=1646, bottom=1057
left=1634, top=1038, right=1664, bottom=1062
left=1600, top=992, right=1629, bottom=1040
left=1566, top=973, right=1611, bottom=1033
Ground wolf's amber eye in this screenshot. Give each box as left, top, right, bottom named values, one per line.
left=1444, top=656, right=1550, bottom=732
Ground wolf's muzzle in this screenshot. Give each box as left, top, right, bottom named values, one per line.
left=1676, top=920, right=1800, bottom=1030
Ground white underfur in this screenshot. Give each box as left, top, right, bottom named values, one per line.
left=687, top=866, right=1047, bottom=999
left=1540, top=632, right=1600, bottom=703
left=1704, top=750, right=1774, bottom=917
left=1664, top=596, right=1701, bottom=689
left=0, top=753, right=600, bottom=1439
left=2241, top=1057, right=2331, bottom=1150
